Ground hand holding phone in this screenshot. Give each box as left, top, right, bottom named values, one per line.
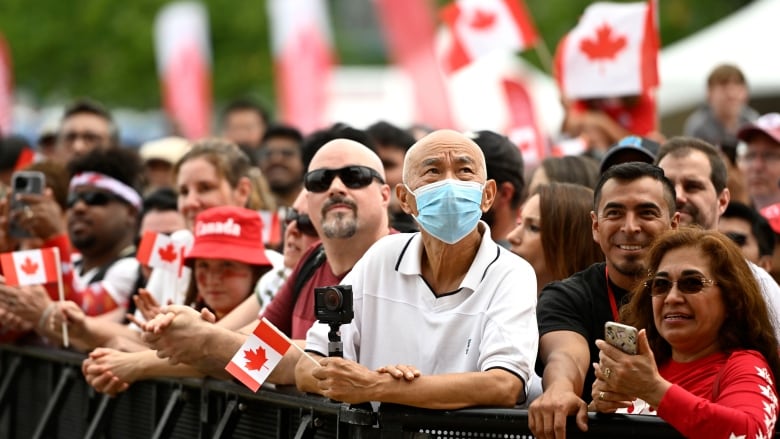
left=9, top=171, right=46, bottom=238
left=604, top=321, right=638, bottom=355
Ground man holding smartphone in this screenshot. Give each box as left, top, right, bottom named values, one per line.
left=529, top=162, right=679, bottom=439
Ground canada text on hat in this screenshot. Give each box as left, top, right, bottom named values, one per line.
left=737, top=113, right=780, bottom=144
left=187, top=206, right=270, bottom=267
left=196, top=217, right=241, bottom=237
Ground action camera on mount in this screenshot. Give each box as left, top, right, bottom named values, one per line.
left=314, top=285, right=354, bottom=357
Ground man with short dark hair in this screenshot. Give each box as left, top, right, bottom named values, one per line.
left=530, top=162, right=679, bottom=439
left=683, top=63, right=758, bottom=149
left=55, top=98, right=119, bottom=163
left=258, top=124, right=305, bottom=208
left=220, top=98, right=270, bottom=162
left=469, top=130, right=524, bottom=246
left=367, top=120, right=417, bottom=232
left=720, top=201, right=775, bottom=273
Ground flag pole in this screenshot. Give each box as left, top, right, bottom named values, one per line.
left=262, top=318, right=320, bottom=366
left=533, top=38, right=554, bottom=76
left=53, top=247, right=69, bottom=348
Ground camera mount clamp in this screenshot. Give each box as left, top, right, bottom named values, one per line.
left=327, top=323, right=344, bottom=357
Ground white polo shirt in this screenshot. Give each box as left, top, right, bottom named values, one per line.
left=305, top=222, right=538, bottom=387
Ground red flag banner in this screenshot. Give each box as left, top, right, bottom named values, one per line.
left=440, top=0, right=539, bottom=74
left=0, top=33, right=13, bottom=135
left=555, top=1, right=658, bottom=99
left=0, top=247, right=58, bottom=287
left=267, top=0, right=334, bottom=134
left=225, top=318, right=293, bottom=392
left=502, top=77, right=546, bottom=169
left=375, top=0, right=454, bottom=129
left=154, top=2, right=212, bottom=140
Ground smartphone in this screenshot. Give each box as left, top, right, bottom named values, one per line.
left=9, top=171, right=46, bottom=238
left=604, top=321, right=638, bottom=355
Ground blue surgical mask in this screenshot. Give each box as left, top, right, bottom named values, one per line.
left=406, top=179, right=484, bottom=244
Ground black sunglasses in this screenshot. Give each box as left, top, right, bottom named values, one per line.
left=644, top=275, right=717, bottom=297
left=284, top=209, right=318, bottom=237
left=303, top=166, right=384, bottom=193
left=67, top=191, right=123, bottom=209
left=724, top=231, right=748, bottom=247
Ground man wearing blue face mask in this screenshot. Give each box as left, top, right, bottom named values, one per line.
left=296, top=129, right=538, bottom=409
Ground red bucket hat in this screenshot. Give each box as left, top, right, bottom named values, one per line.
left=186, top=206, right=271, bottom=267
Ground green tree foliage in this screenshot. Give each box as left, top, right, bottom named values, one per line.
left=0, top=0, right=753, bottom=111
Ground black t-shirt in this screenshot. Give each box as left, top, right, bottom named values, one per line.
left=535, top=262, right=631, bottom=401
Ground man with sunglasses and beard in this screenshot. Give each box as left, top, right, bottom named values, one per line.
left=0, top=148, right=143, bottom=347
left=133, top=138, right=392, bottom=386
left=295, top=129, right=537, bottom=409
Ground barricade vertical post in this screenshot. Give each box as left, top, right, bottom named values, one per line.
left=31, top=366, right=76, bottom=439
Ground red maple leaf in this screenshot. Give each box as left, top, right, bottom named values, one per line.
left=579, top=23, right=626, bottom=61
left=20, top=257, right=39, bottom=275
left=244, top=347, right=269, bottom=371
left=469, top=9, right=496, bottom=30
left=158, top=243, right=177, bottom=263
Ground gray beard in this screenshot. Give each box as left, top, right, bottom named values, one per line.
left=322, top=212, right=357, bottom=239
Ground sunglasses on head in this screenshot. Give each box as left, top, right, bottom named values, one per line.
left=285, top=208, right=318, bottom=237
left=304, top=166, right=384, bottom=193
left=67, top=190, right=123, bottom=209
left=724, top=231, right=748, bottom=247
left=644, top=275, right=717, bottom=297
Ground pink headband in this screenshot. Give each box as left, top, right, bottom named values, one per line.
left=69, top=172, right=142, bottom=209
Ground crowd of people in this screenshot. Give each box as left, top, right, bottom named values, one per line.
left=1, top=62, right=780, bottom=439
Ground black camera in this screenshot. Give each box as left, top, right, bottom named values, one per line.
left=314, top=285, right=354, bottom=325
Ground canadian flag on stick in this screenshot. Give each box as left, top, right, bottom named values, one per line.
left=136, top=231, right=187, bottom=273
left=440, top=0, right=539, bottom=74
left=0, top=247, right=59, bottom=287
left=555, top=1, right=658, bottom=99
left=226, top=318, right=295, bottom=392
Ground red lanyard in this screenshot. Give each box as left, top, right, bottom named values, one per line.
left=605, top=266, right=620, bottom=322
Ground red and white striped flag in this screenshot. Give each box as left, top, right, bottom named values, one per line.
left=502, top=77, right=546, bottom=169
left=0, top=247, right=59, bottom=287
left=225, top=318, right=292, bottom=392
left=440, top=0, right=539, bottom=74
left=555, top=1, right=658, bottom=99
left=0, top=32, right=13, bottom=135
left=136, top=231, right=188, bottom=274
left=154, top=2, right=212, bottom=140
left=267, top=0, right=334, bottom=134
left=375, top=0, right=455, bottom=129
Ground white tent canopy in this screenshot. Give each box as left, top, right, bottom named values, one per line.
left=658, top=0, right=780, bottom=115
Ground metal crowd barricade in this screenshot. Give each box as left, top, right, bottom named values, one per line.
left=0, top=343, right=770, bottom=438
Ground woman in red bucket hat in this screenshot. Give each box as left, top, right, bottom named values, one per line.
left=182, top=206, right=273, bottom=320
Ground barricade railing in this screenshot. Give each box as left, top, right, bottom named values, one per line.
left=0, top=343, right=765, bottom=438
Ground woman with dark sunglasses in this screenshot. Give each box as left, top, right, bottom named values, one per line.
left=589, top=227, right=780, bottom=439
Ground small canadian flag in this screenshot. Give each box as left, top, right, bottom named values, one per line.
left=0, top=247, right=59, bottom=287
left=225, top=318, right=292, bottom=392
left=136, top=231, right=187, bottom=273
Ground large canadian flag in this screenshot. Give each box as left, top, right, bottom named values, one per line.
left=555, top=1, right=658, bottom=99
left=440, top=0, right=539, bottom=74
left=0, top=247, right=59, bottom=287
left=0, top=33, right=13, bottom=135
left=154, top=2, right=212, bottom=140
left=225, top=318, right=292, bottom=392
left=267, top=0, right=333, bottom=134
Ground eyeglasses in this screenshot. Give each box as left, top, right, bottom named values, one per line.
left=59, top=131, right=107, bottom=145
left=67, top=191, right=123, bottom=208
left=724, top=231, right=748, bottom=247
left=644, top=275, right=717, bottom=297
left=304, top=166, right=384, bottom=193
left=284, top=208, right=318, bottom=237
